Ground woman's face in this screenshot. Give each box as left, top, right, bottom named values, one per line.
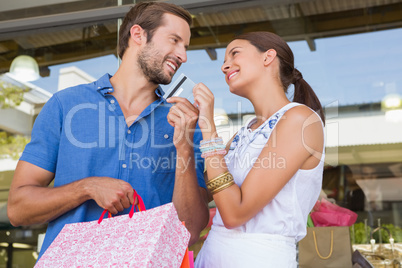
left=221, top=39, right=265, bottom=96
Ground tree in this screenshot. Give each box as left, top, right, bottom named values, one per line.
left=0, top=80, right=31, bottom=159
left=0, top=80, right=29, bottom=108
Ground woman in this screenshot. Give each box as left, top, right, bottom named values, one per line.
left=170, top=31, right=325, bottom=267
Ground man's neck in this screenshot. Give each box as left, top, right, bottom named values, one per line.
left=110, top=63, right=158, bottom=102
left=109, top=65, right=159, bottom=125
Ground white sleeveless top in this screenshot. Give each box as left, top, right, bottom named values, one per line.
left=212, top=102, right=325, bottom=242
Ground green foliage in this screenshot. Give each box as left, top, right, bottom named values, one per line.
left=307, top=214, right=315, bottom=228
left=0, top=80, right=29, bottom=108
left=351, top=222, right=371, bottom=244
left=350, top=222, right=402, bottom=244
left=0, top=80, right=30, bottom=159
left=380, top=223, right=402, bottom=243
left=0, top=131, right=30, bottom=160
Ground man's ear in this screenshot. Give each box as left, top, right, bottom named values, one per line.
left=130, top=25, right=145, bottom=45
left=263, top=49, right=277, bottom=66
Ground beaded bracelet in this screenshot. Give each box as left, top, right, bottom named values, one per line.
left=201, top=148, right=227, bottom=158
left=200, top=136, right=226, bottom=158
left=200, top=143, right=226, bottom=153
left=200, top=137, right=223, bottom=147
left=206, top=171, right=235, bottom=195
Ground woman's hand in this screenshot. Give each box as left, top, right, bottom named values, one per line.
left=192, top=83, right=217, bottom=138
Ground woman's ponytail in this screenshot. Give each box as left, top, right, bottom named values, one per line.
left=292, top=69, right=325, bottom=125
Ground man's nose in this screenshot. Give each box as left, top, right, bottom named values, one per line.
left=176, top=46, right=187, bottom=63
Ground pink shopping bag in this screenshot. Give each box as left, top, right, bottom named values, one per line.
left=35, top=191, right=191, bottom=268
left=311, top=198, right=357, bottom=227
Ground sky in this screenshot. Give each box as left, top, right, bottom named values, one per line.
left=31, top=27, right=402, bottom=114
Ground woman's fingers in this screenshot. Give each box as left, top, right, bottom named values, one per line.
left=194, top=83, right=214, bottom=98
left=167, top=97, right=199, bottom=114
left=167, top=98, right=199, bottom=124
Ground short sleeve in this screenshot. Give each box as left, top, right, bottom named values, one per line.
left=193, top=124, right=206, bottom=189
left=20, top=95, right=62, bottom=173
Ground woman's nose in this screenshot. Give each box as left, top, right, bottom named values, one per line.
left=221, top=63, right=230, bottom=73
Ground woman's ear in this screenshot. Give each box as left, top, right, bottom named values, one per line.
left=129, top=25, right=145, bottom=45
left=263, top=49, right=277, bottom=66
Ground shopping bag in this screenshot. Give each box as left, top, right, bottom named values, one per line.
left=181, top=248, right=190, bottom=268
left=181, top=249, right=194, bottom=268
left=188, top=251, right=194, bottom=268
left=311, top=198, right=357, bottom=227
left=298, top=226, right=353, bottom=268
left=180, top=222, right=194, bottom=268
left=35, top=191, right=191, bottom=268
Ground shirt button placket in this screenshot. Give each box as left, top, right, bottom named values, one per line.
left=124, top=126, right=133, bottom=182
left=108, top=99, right=116, bottom=111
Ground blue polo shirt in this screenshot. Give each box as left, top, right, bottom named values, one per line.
left=20, top=74, right=206, bottom=259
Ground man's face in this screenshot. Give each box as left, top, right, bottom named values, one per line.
left=138, top=13, right=191, bottom=85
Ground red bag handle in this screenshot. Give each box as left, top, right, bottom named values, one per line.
left=98, top=190, right=146, bottom=224
left=129, top=190, right=146, bottom=217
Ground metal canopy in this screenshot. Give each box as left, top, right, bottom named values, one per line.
left=0, top=0, right=401, bottom=75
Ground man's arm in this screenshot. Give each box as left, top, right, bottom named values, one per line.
left=173, top=149, right=209, bottom=246
left=166, top=97, right=210, bottom=246
left=7, top=161, right=135, bottom=226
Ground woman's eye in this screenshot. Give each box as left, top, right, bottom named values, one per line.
left=232, top=51, right=238, bottom=56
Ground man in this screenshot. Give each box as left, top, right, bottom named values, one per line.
left=7, top=2, right=209, bottom=259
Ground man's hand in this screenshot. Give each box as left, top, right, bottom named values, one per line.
left=166, top=97, right=209, bottom=245
left=85, top=177, right=136, bottom=214
left=7, top=161, right=137, bottom=226
left=166, top=97, right=199, bottom=151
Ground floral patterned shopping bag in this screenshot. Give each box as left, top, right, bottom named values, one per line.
left=35, top=191, right=190, bottom=268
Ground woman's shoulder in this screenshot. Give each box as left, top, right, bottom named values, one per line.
left=282, top=104, right=323, bottom=127
left=276, top=104, right=324, bottom=146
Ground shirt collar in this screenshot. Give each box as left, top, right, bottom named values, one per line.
left=155, top=86, right=165, bottom=99
left=95, top=73, right=166, bottom=100
left=95, top=73, right=114, bottom=96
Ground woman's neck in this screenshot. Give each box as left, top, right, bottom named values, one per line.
left=248, top=86, right=290, bottom=130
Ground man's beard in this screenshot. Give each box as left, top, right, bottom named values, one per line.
left=137, top=42, right=173, bottom=85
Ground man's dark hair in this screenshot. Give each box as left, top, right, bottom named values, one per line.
left=118, top=2, right=192, bottom=59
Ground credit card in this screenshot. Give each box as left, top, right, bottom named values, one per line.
left=163, top=73, right=195, bottom=102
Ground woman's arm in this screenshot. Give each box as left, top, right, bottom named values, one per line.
left=207, top=107, right=324, bottom=228
left=193, top=82, right=324, bottom=228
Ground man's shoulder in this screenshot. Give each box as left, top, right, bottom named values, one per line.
left=51, top=82, right=105, bottom=109
left=55, top=82, right=96, bottom=97
left=54, top=73, right=110, bottom=101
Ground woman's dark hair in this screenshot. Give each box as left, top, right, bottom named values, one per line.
left=233, top=32, right=325, bottom=124
left=118, top=2, right=192, bottom=59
